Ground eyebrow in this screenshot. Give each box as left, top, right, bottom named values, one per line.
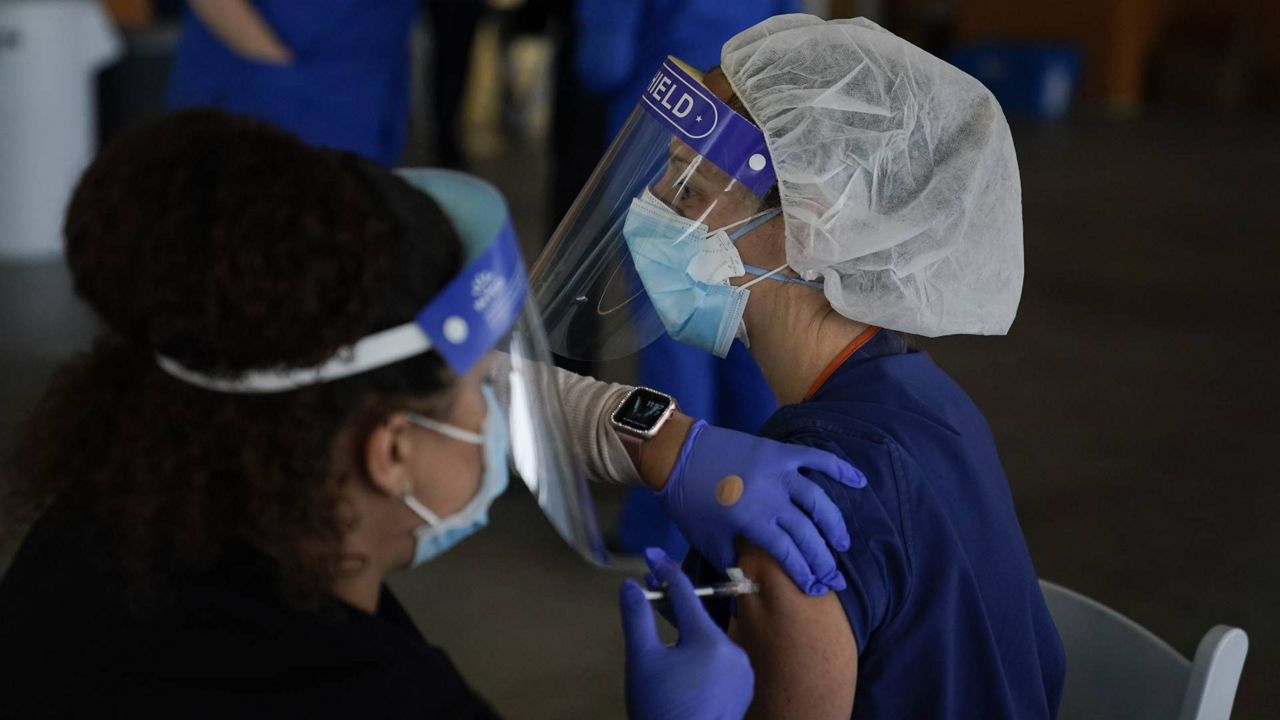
left=666, top=146, right=693, bottom=168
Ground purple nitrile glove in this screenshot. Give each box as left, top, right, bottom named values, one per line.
left=658, top=420, right=867, bottom=596
left=620, top=548, right=754, bottom=720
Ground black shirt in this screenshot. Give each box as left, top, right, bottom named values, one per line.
left=0, top=491, right=499, bottom=719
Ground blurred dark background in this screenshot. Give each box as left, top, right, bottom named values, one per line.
left=1, top=0, right=1277, bottom=717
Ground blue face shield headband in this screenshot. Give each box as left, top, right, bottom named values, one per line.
left=155, top=169, right=610, bottom=568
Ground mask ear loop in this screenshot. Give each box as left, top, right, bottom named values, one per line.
left=718, top=206, right=782, bottom=238
left=406, top=413, right=485, bottom=445
left=723, top=207, right=823, bottom=291
left=403, top=489, right=443, bottom=532
left=741, top=263, right=793, bottom=290
left=402, top=470, right=493, bottom=536
left=741, top=263, right=826, bottom=290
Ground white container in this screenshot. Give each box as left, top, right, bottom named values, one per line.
left=0, top=0, right=121, bottom=260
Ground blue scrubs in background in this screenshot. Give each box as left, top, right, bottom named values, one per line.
left=575, top=0, right=799, bottom=557
left=575, top=0, right=800, bottom=135
left=168, top=1, right=420, bottom=166
left=693, top=329, right=1065, bottom=717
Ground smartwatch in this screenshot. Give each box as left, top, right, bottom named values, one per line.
left=610, top=386, right=678, bottom=469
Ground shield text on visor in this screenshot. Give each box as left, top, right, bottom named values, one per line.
left=156, top=169, right=610, bottom=567
left=531, top=57, right=782, bottom=360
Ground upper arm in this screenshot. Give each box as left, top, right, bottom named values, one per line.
left=731, top=541, right=857, bottom=719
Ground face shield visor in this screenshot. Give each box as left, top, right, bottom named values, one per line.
left=156, top=169, right=609, bottom=566
left=532, top=58, right=791, bottom=361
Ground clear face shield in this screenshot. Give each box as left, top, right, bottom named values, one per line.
left=157, top=169, right=609, bottom=566
left=532, top=58, right=794, bottom=361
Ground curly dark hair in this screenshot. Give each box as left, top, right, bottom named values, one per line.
left=0, top=109, right=463, bottom=607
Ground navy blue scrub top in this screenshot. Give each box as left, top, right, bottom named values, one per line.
left=167, top=0, right=419, bottom=166
left=694, top=329, right=1065, bottom=718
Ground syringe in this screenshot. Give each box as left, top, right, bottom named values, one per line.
left=643, top=567, right=760, bottom=602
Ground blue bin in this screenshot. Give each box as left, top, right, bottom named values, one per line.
left=949, top=43, right=1082, bottom=120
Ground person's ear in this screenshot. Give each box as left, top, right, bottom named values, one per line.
left=363, top=412, right=418, bottom=500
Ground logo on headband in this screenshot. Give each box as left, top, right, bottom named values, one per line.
left=637, top=59, right=778, bottom=198
left=472, top=271, right=507, bottom=314
left=643, top=67, right=718, bottom=140
left=415, top=222, right=527, bottom=374
left=466, top=255, right=523, bottom=336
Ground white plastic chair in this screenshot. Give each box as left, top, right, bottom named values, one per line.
left=1040, top=579, right=1249, bottom=720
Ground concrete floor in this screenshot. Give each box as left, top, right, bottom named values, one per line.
left=2, top=111, right=1277, bottom=718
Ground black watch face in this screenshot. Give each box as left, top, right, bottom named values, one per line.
left=614, top=389, right=672, bottom=433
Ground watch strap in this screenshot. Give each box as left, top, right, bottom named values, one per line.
left=619, top=430, right=644, bottom=472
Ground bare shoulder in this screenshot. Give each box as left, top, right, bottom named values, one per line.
left=732, top=542, right=858, bottom=720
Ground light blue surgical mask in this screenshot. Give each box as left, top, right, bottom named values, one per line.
left=401, top=384, right=509, bottom=567
left=622, top=189, right=821, bottom=357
